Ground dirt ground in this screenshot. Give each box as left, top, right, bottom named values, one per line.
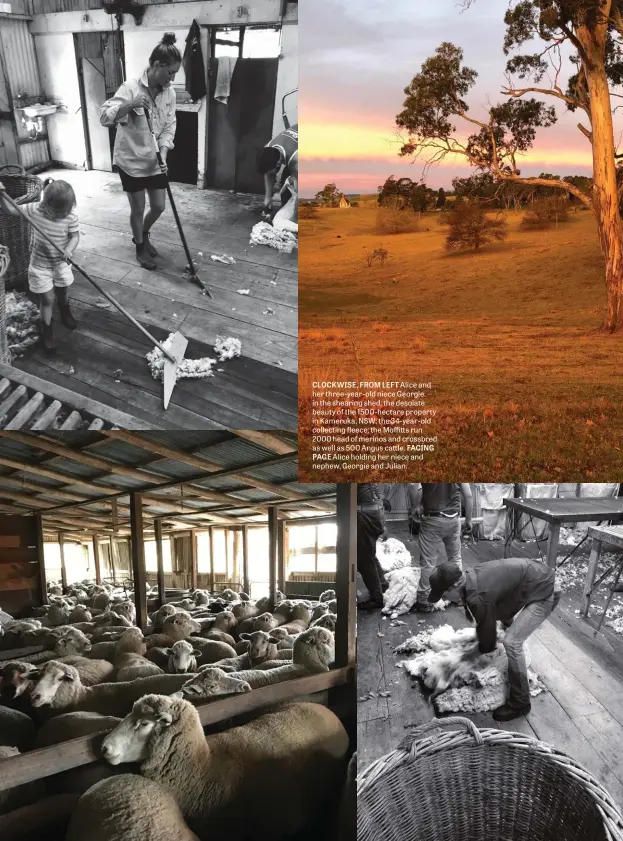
left=299, top=198, right=623, bottom=480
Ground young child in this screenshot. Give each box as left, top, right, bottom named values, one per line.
left=0, top=177, right=79, bottom=353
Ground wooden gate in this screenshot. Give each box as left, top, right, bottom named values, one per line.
left=207, top=57, right=279, bottom=194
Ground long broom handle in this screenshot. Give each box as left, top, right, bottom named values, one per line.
left=144, top=110, right=197, bottom=276
left=0, top=187, right=178, bottom=365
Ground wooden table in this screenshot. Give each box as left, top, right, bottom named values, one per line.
left=503, top=497, right=623, bottom=568
left=581, top=524, right=623, bottom=624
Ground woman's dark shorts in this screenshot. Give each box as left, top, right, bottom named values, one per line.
left=117, top=167, right=168, bottom=194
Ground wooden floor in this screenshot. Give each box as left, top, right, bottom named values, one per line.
left=12, top=170, right=297, bottom=429
left=358, top=521, right=623, bottom=811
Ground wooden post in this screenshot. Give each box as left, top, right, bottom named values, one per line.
left=277, top=519, right=286, bottom=594
left=130, top=493, right=148, bottom=630
left=110, top=498, right=119, bottom=586
left=35, top=514, right=48, bottom=606
left=58, top=531, right=67, bottom=590
left=209, top=526, right=215, bottom=594
left=334, top=484, right=357, bottom=667
left=190, top=529, right=198, bottom=590
left=268, top=506, right=278, bottom=610
left=242, top=524, right=249, bottom=595
left=92, top=534, right=101, bottom=585
left=232, top=528, right=241, bottom=589
left=154, top=519, right=165, bottom=606
left=546, top=522, right=561, bottom=569
left=581, top=537, right=602, bottom=617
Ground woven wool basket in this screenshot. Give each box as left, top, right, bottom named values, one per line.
left=0, top=164, right=42, bottom=292
left=357, top=717, right=623, bottom=841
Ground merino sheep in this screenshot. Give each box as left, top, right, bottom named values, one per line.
left=311, top=603, right=329, bottom=622
left=58, top=656, right=115, bottom=686
left=319, top=589, right=336, bottom=603
left=0, top=746, right=47, bottom=816
left=232, top=601, right=258, bottom=621
left=235, top=612, right=278, bottom=637
left=66, top=774, right=201, bottom=841
left=0, top=660, right=39, bottom=699
left=54, top=628, right=92, bottom=657
left=209, top=611, right=237, bottom=635
left=69, top=606, right=92, bottom=624
left=28, top=661, right=194, bottom=717
left=100, top=696, right=349, bottom=841
left=36, top=711, right=122, bottom=748
left=180, top=627, right=335, bottom=699
left=92, top=593, right=111, bottom=611
left=279, top=604, right=312, bottom=636
left=219, top=588, right=240, bottom=603
left=150, top=604, right=177, bottom=630
left=203, top=630, right=236, bottom=648
left=212, top=631, right=281, bottom=672
left=0, top=705, right=36, bottom=750
left=111, top=601, right=136, bottom=625
left=311, top=612, right=338, bottom=632
left=114, top=629, right=163, bottom=681
left=166, top=641, right=200, bottom=674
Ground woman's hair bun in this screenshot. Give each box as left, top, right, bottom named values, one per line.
left=161, top=33, right=177, bottom=46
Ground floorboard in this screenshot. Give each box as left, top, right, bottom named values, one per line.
left=358, top=522, right=623, bottom=814
left=10, top=169, right=297, bottom=428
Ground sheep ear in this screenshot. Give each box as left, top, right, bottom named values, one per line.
left=156, top=711, right=173, bottom=726
left=239, top=633, right=250, bottom=640
left=163, top=647, right=172, bottom=656
left=62, top=673, right=75, bottom=682
left=193, top=649, right=202, bottom=657
left=268, top=636, right=281, bottom=644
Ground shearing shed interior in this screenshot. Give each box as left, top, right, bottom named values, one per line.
left=0, top=0, right=297, bottom=429
left=0, top=430, right=356, bottom=841
left=357, top=482, right=623, bottom=833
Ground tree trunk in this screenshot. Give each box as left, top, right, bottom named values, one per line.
left=583, top=28, right=623, bottom=331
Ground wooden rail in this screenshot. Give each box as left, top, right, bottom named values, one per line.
left=0, top=666, right=354, bottom=792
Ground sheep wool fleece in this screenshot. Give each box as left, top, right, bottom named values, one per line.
left=137, top=697, right=349, bottom=841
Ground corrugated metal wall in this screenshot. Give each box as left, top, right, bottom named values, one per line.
left=0, top=18, right=40, bottom=100
left=0, top=17, right=49, bottom=167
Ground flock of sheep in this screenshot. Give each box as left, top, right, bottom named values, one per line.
left=0, top=580, right=354, bottom=841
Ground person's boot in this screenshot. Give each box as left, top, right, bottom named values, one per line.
left=358, top=598, right=383, bottom=611
left=40, top=320, right=57, bottom=354
left=413, top=601, right=433, bottom=613
left=134, top=239, right=157, bottom=270
left=59, top=302, right=77, bottom=330
left=134, top=232, right=157, bottom=258
left=493, top=702, right=531, bottom=722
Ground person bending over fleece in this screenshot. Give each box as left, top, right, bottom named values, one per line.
left=0, top=177, right=79, bottom=353
left=428, top=557, right=560, bottom=722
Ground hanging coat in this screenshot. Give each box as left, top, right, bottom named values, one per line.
left=183, top=20, right=207, bottom=102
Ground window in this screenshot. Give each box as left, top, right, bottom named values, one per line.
left=144, top=539, right=172, bottom=573
left=286, top=523, right=337, bottom=576
left=212, top=26, right=281, bottom=59
left=44, top=541, right=92, bottom=585
left=196, top=530, right=228, bottom=574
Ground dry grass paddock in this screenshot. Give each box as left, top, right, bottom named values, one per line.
left=299, top=197, right=623, bottom=480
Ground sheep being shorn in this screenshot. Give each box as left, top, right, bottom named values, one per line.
left=397, top=623, right=545, bottom=712
left=66, top=774, right=201, bottom=841
left=100, top=696, right=349, bottom=841
left=28, top=661, right=195, bottom=717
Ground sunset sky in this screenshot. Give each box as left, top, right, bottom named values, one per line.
left=299, top=0, right=602, bottom=197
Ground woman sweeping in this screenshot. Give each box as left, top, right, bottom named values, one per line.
left=100, top=33, right=180, bottom=271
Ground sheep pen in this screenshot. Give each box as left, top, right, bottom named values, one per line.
left=0, top=580, right=354, bottom=841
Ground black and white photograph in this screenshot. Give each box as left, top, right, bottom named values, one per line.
left=357, top=482, right=623, bottom=841
left=0, top=0, right=297, bottom=430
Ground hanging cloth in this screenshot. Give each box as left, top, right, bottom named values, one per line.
left=183, top=20, right=207, bottom=102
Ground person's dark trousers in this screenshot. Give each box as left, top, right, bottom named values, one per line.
left=280, top=186, right=292, bottom=207
left=357, top=510, right=385, bottom=602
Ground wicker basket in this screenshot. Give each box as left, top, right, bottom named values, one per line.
left=0, top=164, right=42, bottom=292
left=358, top=717, right=623, bottom=841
